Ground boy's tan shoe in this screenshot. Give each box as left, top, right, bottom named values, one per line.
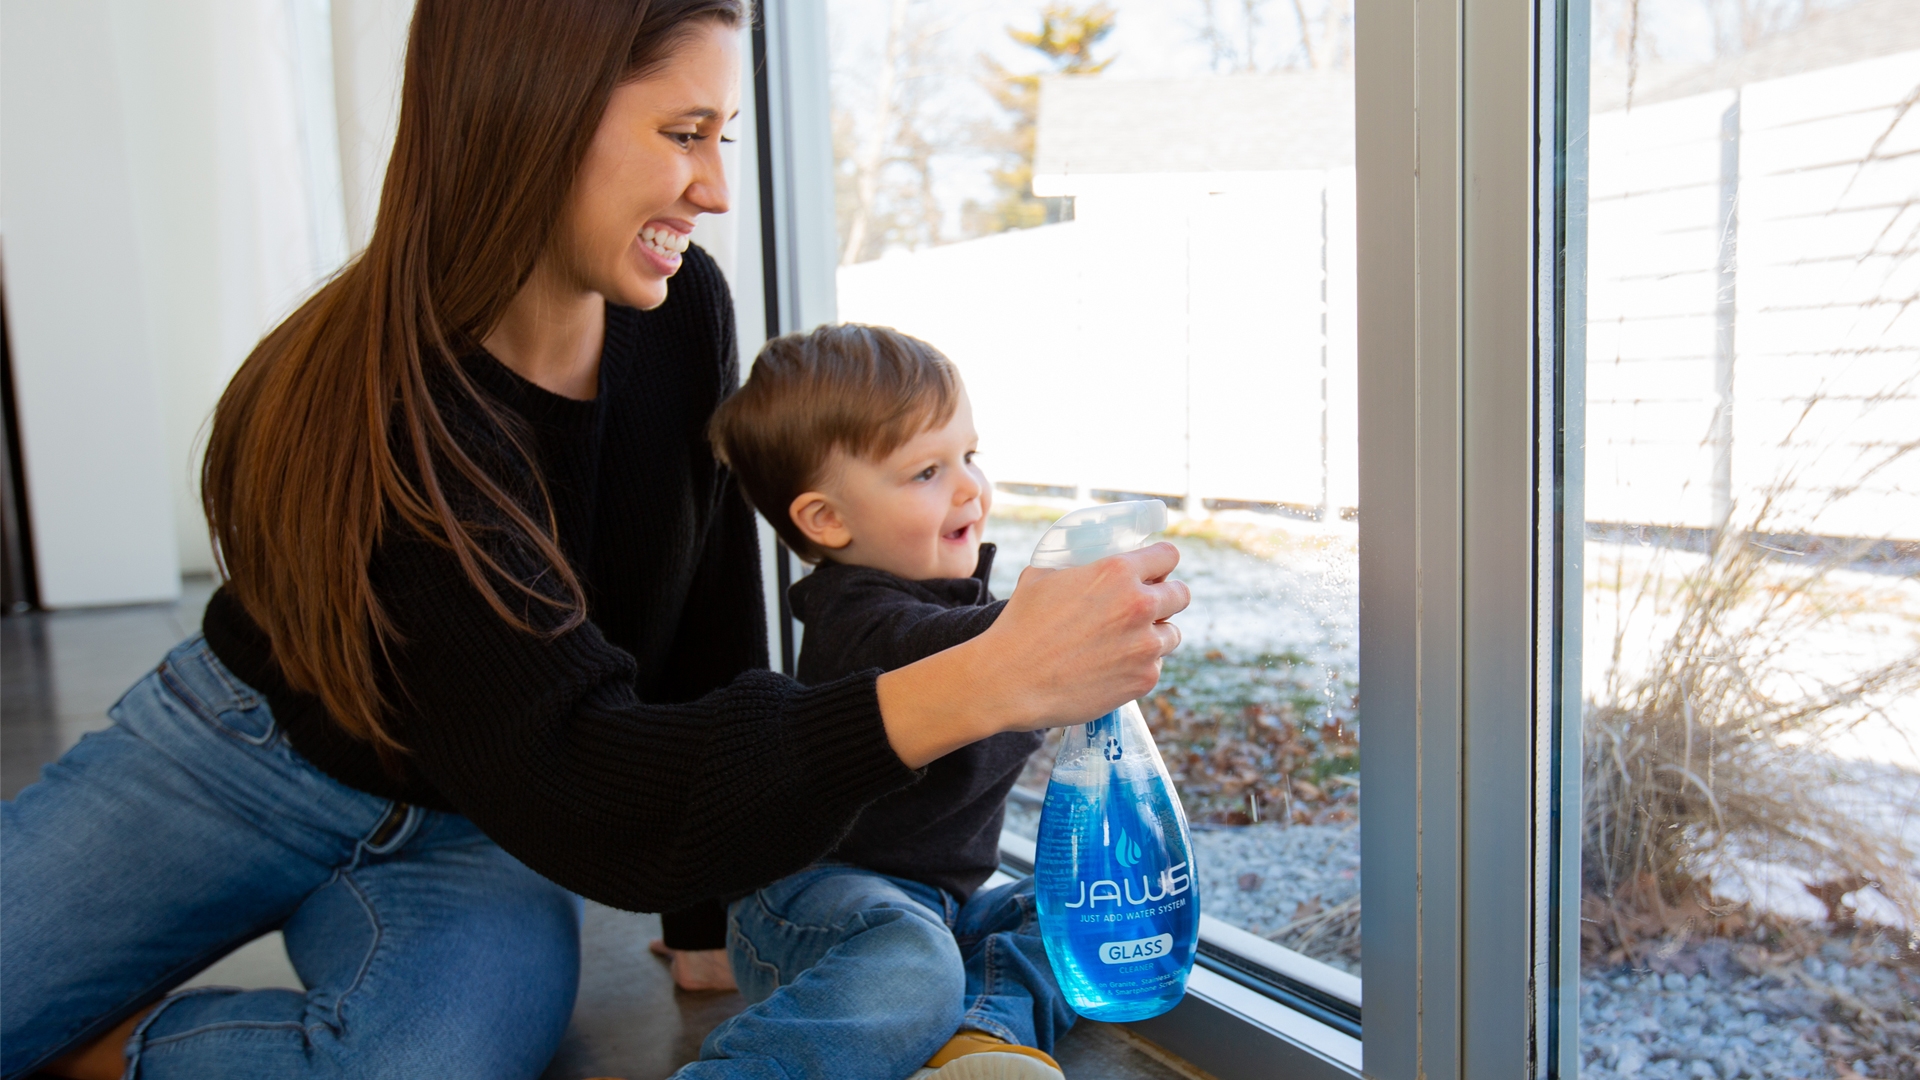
left=907, top=1030, right=1066, bottom=1080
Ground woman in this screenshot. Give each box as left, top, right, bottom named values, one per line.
left=0, top=1, right=1187, bottom=1077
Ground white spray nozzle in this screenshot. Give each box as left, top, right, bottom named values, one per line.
left=1028, top=499, right=1170, bottom=569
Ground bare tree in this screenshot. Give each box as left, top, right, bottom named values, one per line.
left=839, top=0, right=911, bottom=265
left=1313, top=0, right=1350, bottom=69
left=1193, top=0, right=1237, bottom=72
left=1192, top=0, right=1350, bottom=73
left=1286, top=0, right=1349, bottom=70
left=831, top=0, right=962, bottom=263
left=1702, top=0, right=1818, bottom=55
left=1240, top=0, right=1264, bottom=70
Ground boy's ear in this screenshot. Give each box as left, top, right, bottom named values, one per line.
left=789, top=491, right=853, bottom=553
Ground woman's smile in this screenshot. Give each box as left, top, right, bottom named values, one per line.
left=636, top=220, right=692, bottom=275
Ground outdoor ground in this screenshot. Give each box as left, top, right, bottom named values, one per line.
left=985, top=503, right=1920, bottom=1079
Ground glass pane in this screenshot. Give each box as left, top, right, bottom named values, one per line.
left=1580, top=4, right=1919, bottom=1075
left=822, top=0, right=1362, bottom=980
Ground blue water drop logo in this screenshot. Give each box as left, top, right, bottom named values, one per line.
left=1115, top=828, right=1143, bottom=868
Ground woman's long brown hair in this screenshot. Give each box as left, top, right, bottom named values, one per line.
left=202, top=0, right=744, bottom=757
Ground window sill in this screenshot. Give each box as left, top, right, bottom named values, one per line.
left=997, top=830, right=1363, bottom=1079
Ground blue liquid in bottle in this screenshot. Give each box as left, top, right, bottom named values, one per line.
left=1035, top=704, right=1199, bottom=1021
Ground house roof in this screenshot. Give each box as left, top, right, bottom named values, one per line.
left=1033, top=72, right=1354, bottom=178
left=1593, top=0, right=1920, bottom=110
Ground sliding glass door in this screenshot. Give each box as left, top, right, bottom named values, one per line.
left=1576, top=4, right=1920, bottom=1077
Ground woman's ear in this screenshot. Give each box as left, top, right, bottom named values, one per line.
left=789, top=491, right=853, bottom=552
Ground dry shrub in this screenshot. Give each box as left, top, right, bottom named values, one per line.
left=1582, top=505, right=1920, bottom=963
left=1271, top=892, right=1362, bottom=967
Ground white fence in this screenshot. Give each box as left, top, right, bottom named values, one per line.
left=1587, top=50, right=1918, bottom=539
left=838, top=169, right=1360, bottom=518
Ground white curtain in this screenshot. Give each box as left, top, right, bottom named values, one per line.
left=106, top=0, right=395, bottom=574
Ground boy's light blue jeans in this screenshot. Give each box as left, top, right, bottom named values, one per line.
left=680, top=863, right=1075, bottom=1079
left=0, top=635, right=581, bottom=1079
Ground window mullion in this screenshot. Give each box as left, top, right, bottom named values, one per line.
left=1356, top=0, right=1469, bottom=1073
left=1359, top=0, right=1581, bottom=1072
left=1539, top=0, right=1589, bottom=1075
left=751, top=0, right=838, bottom=675
left=1460, top=0, right=1548, bottom=1069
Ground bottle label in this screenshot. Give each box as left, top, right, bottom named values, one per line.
left=1099, top=933, right=1174, bottom=964
left=1034, top=760, right=1200, bottom=1020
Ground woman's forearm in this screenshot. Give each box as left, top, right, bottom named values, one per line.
left=876, top=542, right=1189, bottom=768
left=875, top=638, right=1033, bottom=768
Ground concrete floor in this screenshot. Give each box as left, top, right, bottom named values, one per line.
left=1, top=579, right=1203, bottom=1079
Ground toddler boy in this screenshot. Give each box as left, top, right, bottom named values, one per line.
left=691, top=324, right=1073, bottom=1080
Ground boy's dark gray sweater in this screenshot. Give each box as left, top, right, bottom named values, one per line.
left=790, top=543, right=1041, bottom=899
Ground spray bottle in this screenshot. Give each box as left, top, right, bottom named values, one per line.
left=1030, top=500, right=1199, bottom=1021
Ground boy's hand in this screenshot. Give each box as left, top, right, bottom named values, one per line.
left=648, top=938, right=738, bottom=992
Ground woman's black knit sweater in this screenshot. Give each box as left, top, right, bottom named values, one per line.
left=201, top=247, right=916, bottom=942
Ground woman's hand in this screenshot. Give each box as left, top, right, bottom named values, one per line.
left=979, top=542, right=1188, bottom=728
left=876, top=542, right=1188, bottom=768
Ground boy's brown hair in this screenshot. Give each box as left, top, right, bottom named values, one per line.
left=709, top=323, right=961, bottom=562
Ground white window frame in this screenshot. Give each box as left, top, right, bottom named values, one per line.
left=742, top=0, right=1591, bottom=1072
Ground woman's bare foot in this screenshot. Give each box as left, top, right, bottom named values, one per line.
left=647, top=938, right=737, bottom=992
left=44, top=1006, right=152, bottom=1080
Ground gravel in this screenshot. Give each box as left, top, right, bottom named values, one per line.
left=1186, top=823, right=1360, bottom=942
left=1014, top=796, right=1920, bottom=1079
left=984, top=508, right=1357, bottom=668
left=1577, top=937, right=1919, bottom=1079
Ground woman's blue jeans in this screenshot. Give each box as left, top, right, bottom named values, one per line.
left=0, top=635, right=581, bottom=1079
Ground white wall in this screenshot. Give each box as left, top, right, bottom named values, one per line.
left=1, top=0, right=181, bottom=606
left=3, top=0, right=409, bottom=599
left=3, top=0, right=777, bottom=603
left=849, top=56, right=1918, bottom=544
left=105, top=0, right=354, bottom=576
left=331, top=0, right=412, bottom=252
left=1186, top=175, right=1341, bottom=512
left=1586, top=89, right=1734, bottom=530
left=1732, top=51, right=1919, bottom=539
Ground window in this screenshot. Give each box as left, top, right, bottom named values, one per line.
left=817, top=0, right=1366, bottom=1048
left=817, top=0, right=1359, bottom=1006
left=1577, top=4, right=1920, bottom=1077
left=743, top=0, right=1639, bottom=1073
